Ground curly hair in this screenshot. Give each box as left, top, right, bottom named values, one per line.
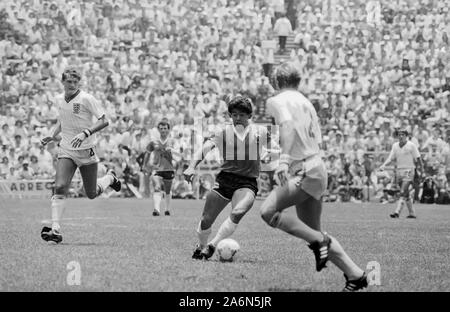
left=227, top=96, right=253, bottom=115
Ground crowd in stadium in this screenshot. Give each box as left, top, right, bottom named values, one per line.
left=0, top=0, right=449, bottom=203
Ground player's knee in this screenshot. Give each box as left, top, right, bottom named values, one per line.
left=230, top=211, right=245, bottom=224
left=85, top=190, right=97, bottom=199
left=153, top=185, right=162, bottom=192
left=54, top=184, right=67, bottom=196
left=261, top=208, right=281, bottom=228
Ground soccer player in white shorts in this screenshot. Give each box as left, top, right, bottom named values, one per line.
left=143, top=118, right=179, bottom=216
left=380, top=129, right=423, bottom=218
left=40, top=68, right=121, bottom=244
left=260, top=63, right=369, bottom=291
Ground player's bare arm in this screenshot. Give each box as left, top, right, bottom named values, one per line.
left=414, top=157, right=424, bottom=178
left=41, top=120, right=61, bottom=145
left=183, top=140, right=216, bottom=182
left=380, top=148, right=395, bottom=171
left=70, top=115, right=109, bottom=148
left=276, top=121, right=295, bottom=186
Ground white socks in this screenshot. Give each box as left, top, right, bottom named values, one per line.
left=51, top=195, right=65, bottom=231
left=165, top=192, right=172, bottom=213
left=197, top=221, right=212, bottom=248
left=406, top=199, right=416, bottom=216
left=153, top=192, right=162, bottom=213
left=97, top=174, right=114, bottom=196
left=395, top=198, right=404, bottom=214
left=210, top=217, right=238, bottom=247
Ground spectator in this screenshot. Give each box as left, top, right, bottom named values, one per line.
left=273, top=13, right=292, bottom=53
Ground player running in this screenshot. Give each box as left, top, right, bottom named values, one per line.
left=380, top=129, right=423, bottom=218
left=260, top=62, right=369, bottom=292
left=40, top=68, right=121, bottom=244
left=144, top=118, right=179, bottom=216
left=183, top=96, right=278, bottom=260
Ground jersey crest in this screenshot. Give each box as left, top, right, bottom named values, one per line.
left=73, top=103, right=81, bottom=114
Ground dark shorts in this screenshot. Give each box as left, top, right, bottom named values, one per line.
left=154, top=171, right=175, bottom=180
left=212, top=171, right=258, bottom=201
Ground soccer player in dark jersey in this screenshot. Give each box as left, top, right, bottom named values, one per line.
left=184, top=96, right=278, bottom=260
left=144, top=118, right=179, bottom=216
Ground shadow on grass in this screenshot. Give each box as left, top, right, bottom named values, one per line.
left=59, top=242, right=115, bottom=247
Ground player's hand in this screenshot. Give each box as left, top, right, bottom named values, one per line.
left=379, top=165, right=385, bottom=172
left=70, top=132, right=87, bottom=148
left=40, top=136, right=54, bottom=146
left=275, top=163, right=289, bottom=186
left=183, top=167, right=196, bottom=183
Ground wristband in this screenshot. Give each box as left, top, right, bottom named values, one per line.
left=279, top=154, right=290, bottom=165
left=83, top=129, right=91, bottom=137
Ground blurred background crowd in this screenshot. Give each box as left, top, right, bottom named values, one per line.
left=0, top=0, right=449, bottom=203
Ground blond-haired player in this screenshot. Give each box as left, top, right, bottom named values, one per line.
left=40, top=68, right=121, bottom=244
left=260, top=62, right=369, bottom=291
left=380, top=129, right=423, bottom=218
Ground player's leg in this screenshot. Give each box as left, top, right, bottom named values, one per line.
left=79, top=163, right=116, bottom=199
left=162, top=175, right=174, bottom=215
left=296, top=197, right=365, bottom=282
left=193, top=190, right=230, bottom=259
left=260, top=179, right=324, bottom=243
left=403, top=180, right=416, bottom=218
left=391, top=175, right=404, bottom=218
left=203, top=188, right=255, bottom=258
left=151, top=174, right=164, bottom=216
left=41, top=158, right=77, bottom=243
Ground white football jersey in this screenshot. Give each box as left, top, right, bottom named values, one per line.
left=387, top=141, right=421, bottom=169
left=55, top=90, right=106, bottom=150
left=266, top=90, right=321, bottom=161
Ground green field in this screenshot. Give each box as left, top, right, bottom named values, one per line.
left=0, top=198, right=449, bottom=292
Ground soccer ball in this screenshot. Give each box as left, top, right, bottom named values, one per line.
left=216, top=238, right=240, bottom=262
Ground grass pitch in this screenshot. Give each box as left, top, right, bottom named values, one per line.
left=0, top=198, right=449, bottom=292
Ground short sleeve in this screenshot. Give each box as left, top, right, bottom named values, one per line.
left=87, top=94, right=106, bottom=119
left=411, top=143, right=421, bottom=159
left=209, top=128, right=224, bottom=147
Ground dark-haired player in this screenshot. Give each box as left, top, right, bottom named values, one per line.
left=260, top=62, right=369, bottom=291
left=40, top=68, right=121, bottom=244
left=380, top=129, right=423, bottom=218
left=144, top=118, right=179, bottom=216
left=184, top=96, right=277, bottom=260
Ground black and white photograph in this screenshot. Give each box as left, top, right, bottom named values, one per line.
left=0, top=0, right=449, bottom=299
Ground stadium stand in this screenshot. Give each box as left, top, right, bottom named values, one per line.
left=0, top=0, right=449, bottom=202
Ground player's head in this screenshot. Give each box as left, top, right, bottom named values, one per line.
left=157, top=118, right=171, bottom=137
left=397, top=128, right=408, bottom=143
left=227, top=96, right=252, bottom=127
left=61, top=67, right=81, bottom=94
left=273, top=62, right=301, bottom=90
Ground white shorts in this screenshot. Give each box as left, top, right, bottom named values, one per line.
left=58, top=146, right=99, bottom=167
left=396, top=168, right=414, bottom=183
left=289, top=155, right=328, bottom=200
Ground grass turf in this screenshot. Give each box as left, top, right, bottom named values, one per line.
left=0, top=198, right=449, bottom=292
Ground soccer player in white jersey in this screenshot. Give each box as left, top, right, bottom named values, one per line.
left=380, top=129, right=423, bottom=218
left=183, top=96, right=278, bottom=260
left=40, top=68, right=121, bottom=244
left=260, top=63, right=369, bottom=292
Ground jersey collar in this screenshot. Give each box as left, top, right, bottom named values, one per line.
left=64, top=89, right=81, bottom=103
left=232, top=124, right=251, bottom=141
